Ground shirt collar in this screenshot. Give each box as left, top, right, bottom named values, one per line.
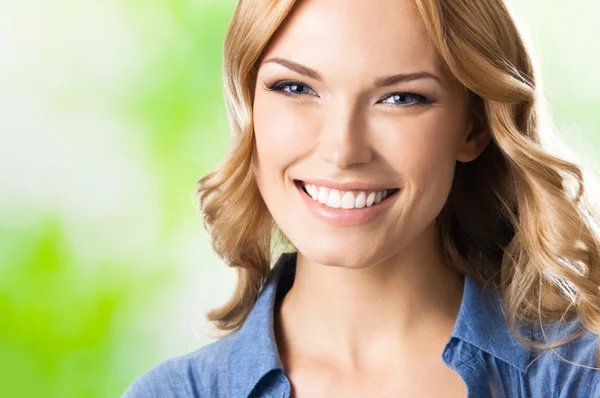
left=228, top=252, right=531, bottom=397
left=450, top=274, right=531, bottom=372
left=228, top=252, right=294, bottom=398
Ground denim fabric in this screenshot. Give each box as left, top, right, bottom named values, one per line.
left=123, top=252, right=600, bottom=397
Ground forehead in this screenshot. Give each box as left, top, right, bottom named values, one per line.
left=260, top=0, right=445, bottom=79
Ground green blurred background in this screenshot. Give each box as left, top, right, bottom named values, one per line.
left=1, top=0, right=598, bottom=396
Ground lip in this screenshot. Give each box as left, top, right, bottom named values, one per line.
left=294, top=180, right=400, bottom=227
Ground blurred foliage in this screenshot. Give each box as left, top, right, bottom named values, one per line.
left=122, top=0, right=233, bottom=227
left=0, top=216, right=164, bottom=397
left=1, top=0, right=235, bottom=396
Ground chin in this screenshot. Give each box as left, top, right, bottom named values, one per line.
left=295, top=237, right=384, bottom=270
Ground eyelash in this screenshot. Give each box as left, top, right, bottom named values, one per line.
left=263, top=80, right=432, bottom=107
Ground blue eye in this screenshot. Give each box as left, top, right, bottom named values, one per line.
left=381, top=92, right=430, bottom=106
left=264, top=80, right=431, bottom=107
left=264, top=80, right=318, bottom=97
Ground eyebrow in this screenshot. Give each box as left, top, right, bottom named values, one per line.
left=261, top=57, right=443, bottom=88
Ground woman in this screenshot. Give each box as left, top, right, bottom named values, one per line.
left=124, top=0, right=600, bottom=396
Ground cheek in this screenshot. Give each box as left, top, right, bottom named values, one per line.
left=253, top=94, right=318, bottom=162
left=374, top=110, right=463, bottom=209
left=252, top=94, right=317, bottom=205
left=375, top=110, right=462, bottom=173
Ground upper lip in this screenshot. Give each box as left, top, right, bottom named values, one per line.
left=296, top=178, right=398, bottom=191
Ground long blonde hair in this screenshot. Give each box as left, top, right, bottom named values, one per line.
left=196, top=0, right=600, bottom=363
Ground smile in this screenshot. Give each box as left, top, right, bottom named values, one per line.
left=299, top=181, right=400, bottom=209
left=294, top=179, right=401, bottom=226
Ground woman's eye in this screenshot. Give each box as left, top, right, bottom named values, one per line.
left=264, top=81, right=430, bottom=107
left=284, top=82, right=316, bottom=96
left=265, top=80, right=318, bottom=97
left=381, top=92, right=430, bottom=106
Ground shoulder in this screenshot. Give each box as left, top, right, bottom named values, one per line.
left=527, top=322, right=600, bottom=396
left=122, top=331, right=240, bottom=398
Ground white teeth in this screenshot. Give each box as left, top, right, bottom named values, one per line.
left=310, top=184, right=318, bottom=200
left=317, top=186, right=329, bottom=203
left=374, top=191, right=382, bottom=204
left=366, top=191, right=376, bottom=207
left=355, top=191, right=366, bottom=208
left=326, top=189, right=341, bottom=208
left=341, top=191, right=355, bottom=209
left=303, top=182, right=394, bottom=209
left=307, top=185, right=313, bottom=199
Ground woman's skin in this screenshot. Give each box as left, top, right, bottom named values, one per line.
left=253, top=0, right=491, bottom=396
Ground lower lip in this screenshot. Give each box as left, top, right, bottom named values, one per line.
left=296, top=181, right=400, bottom=227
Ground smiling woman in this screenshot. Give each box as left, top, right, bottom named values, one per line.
left=123, top=0, right=600, bottom=397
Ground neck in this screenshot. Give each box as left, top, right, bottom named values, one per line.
left=274, top=222, right=464, bottom=373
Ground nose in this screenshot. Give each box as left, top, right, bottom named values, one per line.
left=316, top=101, right=373, bottom=168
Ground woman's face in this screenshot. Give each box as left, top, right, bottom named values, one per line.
left=252, top=0, right=488, bottom=268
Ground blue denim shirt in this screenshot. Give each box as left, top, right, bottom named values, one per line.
left=123, top=252, right=600, bottom=397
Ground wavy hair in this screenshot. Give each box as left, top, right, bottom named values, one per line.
left=195, top=0, right=600, bottom=365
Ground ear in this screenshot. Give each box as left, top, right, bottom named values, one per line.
left=456, top=121, right=492, bottom=163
